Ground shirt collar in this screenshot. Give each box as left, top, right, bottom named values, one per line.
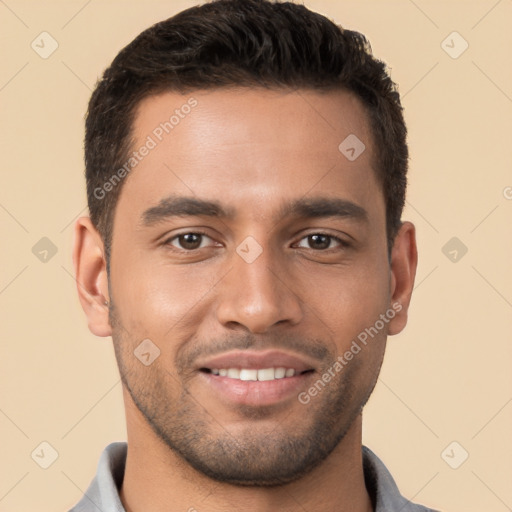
left=70, top=442, right=437, bottom=512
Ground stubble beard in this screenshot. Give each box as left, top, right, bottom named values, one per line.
left=109, top=304, right=383, bottom=487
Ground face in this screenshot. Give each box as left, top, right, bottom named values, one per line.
left=101, top=88, right=410, bottom=486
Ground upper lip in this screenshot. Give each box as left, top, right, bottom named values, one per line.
left=197, top=349, right=316, bottom=373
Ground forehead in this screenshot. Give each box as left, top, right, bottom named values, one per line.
left=115, top=87, right=382, bottom=226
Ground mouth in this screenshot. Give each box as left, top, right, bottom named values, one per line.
left=195, top=350, right=317, bottom=407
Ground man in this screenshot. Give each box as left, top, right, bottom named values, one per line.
left=71, top=0, right=437, bottom=510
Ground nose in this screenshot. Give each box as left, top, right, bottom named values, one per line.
left=215, top=245, right=303, bottom=334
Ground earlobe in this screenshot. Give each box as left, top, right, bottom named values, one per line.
left=387, top=221, right=418, bottom=336
left=72, top=217, right=112, bottom=337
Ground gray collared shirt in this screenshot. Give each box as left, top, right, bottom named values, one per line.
left=69, top=442, right=439, bottom=511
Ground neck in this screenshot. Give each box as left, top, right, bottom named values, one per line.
left=120, top=391, right=372, bottom=512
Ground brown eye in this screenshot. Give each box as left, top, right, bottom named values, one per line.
left=169, top=233, right=209, bottom=250
left=307, top=234, right=331, bottom=250
left=297, top=234, right=341, bottom=250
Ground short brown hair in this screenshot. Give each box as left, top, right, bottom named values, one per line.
left=85, top=0, right=408, bottom=260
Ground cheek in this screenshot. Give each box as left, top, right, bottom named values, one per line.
left=110, top=251, right=220, bottom=340
left=301, top=260, right=391, bottom=344
left=325, top=271, right=390, bottom=389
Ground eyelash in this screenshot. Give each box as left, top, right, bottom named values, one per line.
left=295, top=233, right=351, bottom=250
left=163, top=231, right=351, bottom=251
left=163, top=230, right=214, bottom=249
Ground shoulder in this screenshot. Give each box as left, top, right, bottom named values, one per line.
left=67, top=442, right=127, bottom=512
left=362, top=446, right=440, bottom=512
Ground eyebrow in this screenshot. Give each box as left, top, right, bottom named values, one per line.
left=281, top=197, right=368, bottom=223
left=142, top=196, right=232, bottom=226
left=141, top=195, right=368, bottom=226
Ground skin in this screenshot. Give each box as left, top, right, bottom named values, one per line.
left=74, top=88, right=417, bottom=512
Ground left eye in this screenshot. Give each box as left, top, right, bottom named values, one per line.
left=168, top=233, right=213, bottom=250
left=296, top=234, right=343, bottom=250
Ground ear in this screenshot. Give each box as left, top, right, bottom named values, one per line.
left=72, top=217, right=112, bottom=337
left=387, top=221, right=418, bottom=336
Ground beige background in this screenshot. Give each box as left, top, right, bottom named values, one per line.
left=1, top=0, right=511, bottom=511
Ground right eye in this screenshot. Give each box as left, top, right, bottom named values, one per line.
left=165, top=232, right=215, bottom=251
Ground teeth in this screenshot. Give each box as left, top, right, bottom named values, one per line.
left=240, top=369, right=258, bottom=381
left=210, top=367, right=298, bottom=381
left=274, top=367, right=286, bottom=378
left=227, top=368, right=240, bottom=378
left=257, top=368, right=275, bottom=381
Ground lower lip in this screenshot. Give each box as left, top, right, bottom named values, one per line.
left=199, top=371, right=314, bottom=407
